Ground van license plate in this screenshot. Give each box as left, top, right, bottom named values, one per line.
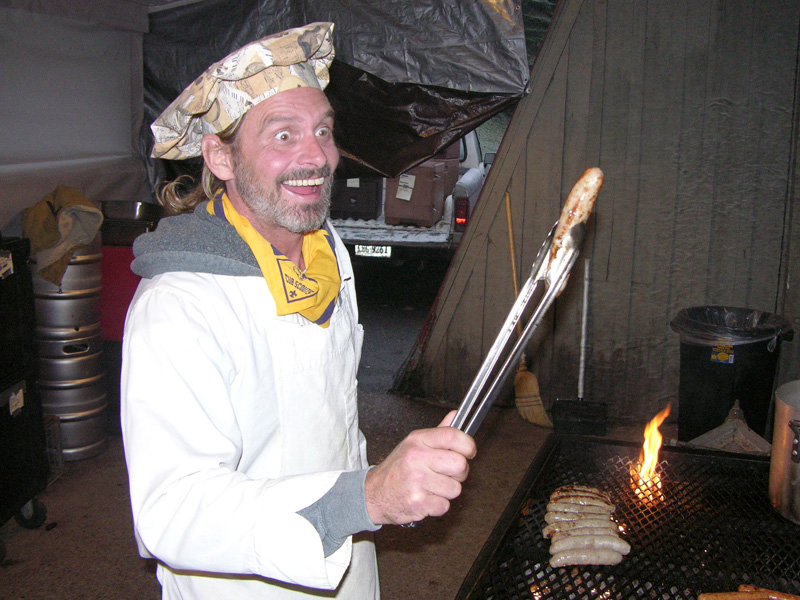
left=355, top=245, right=391, bottom=258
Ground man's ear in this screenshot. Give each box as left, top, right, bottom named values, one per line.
left=201, top=135, right=235, bottom=181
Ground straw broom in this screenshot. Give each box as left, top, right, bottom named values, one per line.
left=504, top=192, right=553, bottom=427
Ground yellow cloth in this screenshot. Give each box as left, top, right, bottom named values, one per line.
left=21, top=185, right=103, bottom=286
left=208, top=193, right=340, bottom=328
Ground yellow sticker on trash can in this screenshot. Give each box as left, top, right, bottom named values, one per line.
left=711, top=345, right=734, bottom=364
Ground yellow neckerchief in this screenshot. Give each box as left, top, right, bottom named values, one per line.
left=207, top=191, right=340, bottom=328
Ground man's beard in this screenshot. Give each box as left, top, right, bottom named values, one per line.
left=232, top=153, right=333, bottom=234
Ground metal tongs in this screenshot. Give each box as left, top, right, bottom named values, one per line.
left=451, top=218, right=588, bottom=436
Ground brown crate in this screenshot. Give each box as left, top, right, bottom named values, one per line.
left=384, top=160, right=447, bottom=227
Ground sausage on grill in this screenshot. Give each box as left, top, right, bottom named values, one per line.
left=550, top=533, right=631, bottom=556
left=543, top=517, right=618, bottom=538
left=549, top=548, right=623, bottom=568
left=543, top=484, right=629, bottom=567
left=549, top=525, right=619, bottom=544
left=546, top=500, right=614, bottom=515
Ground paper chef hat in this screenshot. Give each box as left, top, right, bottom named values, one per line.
left=150, top=22, right=335, bottom=160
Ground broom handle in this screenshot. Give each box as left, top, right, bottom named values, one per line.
left=504, top=192, right=522, bottom=340
left=578, top=258, right=590, bottom=399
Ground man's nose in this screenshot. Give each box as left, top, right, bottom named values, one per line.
left=298, top=134, right=331, bottom=167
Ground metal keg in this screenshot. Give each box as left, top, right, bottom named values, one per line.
left=35, top=322, right=104, bottom=358
left=31, top=236, right=107, bottom=461
left=31, top=237, right=102, bottom=335
left=36, top=372, right=107, bottom=461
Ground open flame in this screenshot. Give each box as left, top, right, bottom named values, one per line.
left=630, top=402, right=671, bottom=504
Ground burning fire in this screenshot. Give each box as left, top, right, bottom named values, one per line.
left=630, top=403, right=671, bottom=504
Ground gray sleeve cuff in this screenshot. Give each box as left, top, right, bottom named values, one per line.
left=297, top=468, right=381, bottom=557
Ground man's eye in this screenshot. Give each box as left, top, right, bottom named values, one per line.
left=317, top=126, right=332, bottom=138
left=275, top=131, right=291, bottom=142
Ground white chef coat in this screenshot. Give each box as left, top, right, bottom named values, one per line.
left=120, top=229, right=379, bottom=599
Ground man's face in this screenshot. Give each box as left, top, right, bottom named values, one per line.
left=229, top=87, right=339, bottom=234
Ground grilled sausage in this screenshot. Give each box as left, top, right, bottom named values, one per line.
left=548, top=494, right=616, bottom=510
left=549, top=548, right=623, bottom=568
left=550, top=534, right=631, bottom=556
left=544, top=511, right=579, bottom=523
left=548, top=168, right=603, bottom=269
left=546, top=501, right=614, bottom=515
left=697, top=593, right=770, bottom=600
left=738, top=586, right=800, bottom=600
left=542, top=517, right=618, bottom=538
left=549, top=526, right=619, bottom=544
left=552, top=484, right=612, bottom=502
left=544, top=510, right=615, bottom=524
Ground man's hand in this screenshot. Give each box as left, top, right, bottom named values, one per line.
left=364, top=410, right=477, bottom=526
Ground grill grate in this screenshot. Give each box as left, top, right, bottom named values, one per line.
left=457, top=434, right=800, bottom=600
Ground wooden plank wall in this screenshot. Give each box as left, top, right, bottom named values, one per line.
left=399, top=0, right=800, bottom=425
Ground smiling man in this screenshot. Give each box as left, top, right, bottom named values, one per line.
left=120, top=22, right=476, bottom=600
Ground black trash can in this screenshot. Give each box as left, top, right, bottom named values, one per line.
left=670, top=306, right=793, bottom=442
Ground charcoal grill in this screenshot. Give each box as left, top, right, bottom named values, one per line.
left=456, top=434, right=800, bottom=599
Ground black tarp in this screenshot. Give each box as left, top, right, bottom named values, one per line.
left=141, top=0, right=529, bottom=186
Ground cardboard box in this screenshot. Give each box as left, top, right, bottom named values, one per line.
left=385, top=159, right=450, bottom=227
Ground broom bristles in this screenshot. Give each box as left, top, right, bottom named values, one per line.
left=514, top=362, right=553, bottom=428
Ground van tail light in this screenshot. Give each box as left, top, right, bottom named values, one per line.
left=454, top=196, right=470, bottom=232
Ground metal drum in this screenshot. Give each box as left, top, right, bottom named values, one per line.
left=31, top=238, right=103, bottom=335
left=31, top=236, right=107, bottom=461
left=36, top=373, right=107, bottom=461
left=38, top=351, right=105, bottom=382
left=34, top=323, right=104, bottom=359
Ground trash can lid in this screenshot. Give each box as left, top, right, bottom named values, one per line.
left=670, top=305, right=794, bottom=345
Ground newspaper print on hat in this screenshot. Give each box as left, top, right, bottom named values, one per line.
left=151, top=22, right=335, bottom=161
